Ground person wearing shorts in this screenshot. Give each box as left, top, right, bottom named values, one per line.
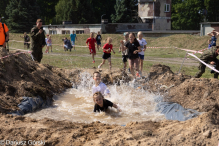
left=121, top=33, right=141, bottom=79
left=98, top=37, right=115, bottom=71
left=137, top=31, right=147, bottom=77
left=70, top=31, right=77, bottom=50
left=119, top=32, right=129, bottom=72
left=86, top=32, right=97, bottom=63
left=95, top=31, right=102, bottom=51
left=46, top=35, right=52, bottom=53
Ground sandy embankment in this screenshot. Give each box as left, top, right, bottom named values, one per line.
left=0, top=48, right=219, bottom=145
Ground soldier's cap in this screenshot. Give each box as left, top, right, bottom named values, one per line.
left=36, top=19, right=43, bottom=22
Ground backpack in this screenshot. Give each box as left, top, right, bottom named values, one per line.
left=2, top=23, right=8, bottom=41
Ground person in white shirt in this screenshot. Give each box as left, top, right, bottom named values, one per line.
left=137, top=31, right=147, bottom=77
left=92, top=71, right=110, bottom=97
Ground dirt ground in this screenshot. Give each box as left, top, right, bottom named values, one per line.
left=1, top=48, right=219, bottom=145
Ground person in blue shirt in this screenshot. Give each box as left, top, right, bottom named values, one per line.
left=70, top=31, right=77, bottom=51
left=207, top=30, right=219, bottom=47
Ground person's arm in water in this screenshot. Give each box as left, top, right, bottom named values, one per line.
left=112, top=103, right=121, bottom=112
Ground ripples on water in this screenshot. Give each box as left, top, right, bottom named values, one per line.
left=25, top=72, right=165, bottom=125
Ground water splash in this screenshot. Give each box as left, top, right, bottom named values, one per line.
left=25, top=72, right=165, bottom=125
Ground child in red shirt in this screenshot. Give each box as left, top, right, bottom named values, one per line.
left=86, top=32, right=97, bottom=63
left=98, top=37, right=115, bottom=70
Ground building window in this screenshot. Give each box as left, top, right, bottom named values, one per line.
left=62, top=30, right=70, bottom=34
left=76, top=30, right=84, bottom=34
left=165, top=4, right=170, bottom=12
left=49, top=30, right=57, bottom=34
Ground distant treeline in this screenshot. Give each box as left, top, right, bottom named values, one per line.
left=0, top=0, right=218, bottom=32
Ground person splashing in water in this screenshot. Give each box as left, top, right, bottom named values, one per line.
left=93, top=92, right=121, bottom=112
left=92, top=71, right=110, bottom=98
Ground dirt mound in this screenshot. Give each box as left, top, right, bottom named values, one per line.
left=1, top=55, right=219, bottom=146
left=0, top=49, right=72, bottom=113
left=145, top=64, right=191, bottom=92
left=0, top=107, right=218, bottom=145
left=168, top=78, right=219, bottom=112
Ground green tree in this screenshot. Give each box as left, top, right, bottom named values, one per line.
left=5, top=0, right=40, bottom=33
left=36, top=0, right=59, bottom=25
left=171, top=0, right=204, bottom=30
left=92, top=0, right=116, bottom=23
left=55, top=0, right=95, bottom=24
left=111, top=0, right=138, bottom=23
left=204, top=0, right=219, bottom=22
left=0, top=0, right=11, bottom=22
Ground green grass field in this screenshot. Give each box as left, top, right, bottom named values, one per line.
left=8, top=33, right=214, bottom=78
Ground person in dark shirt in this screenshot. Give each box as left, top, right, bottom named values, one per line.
left=20, top=32, right=30, bottom=49
left=93, top=92, right=121, bottom=112
left=120, top=33, right=141, bottom=78
left=63, top=37, right=72, bottom=52
left=95, top=31, right=102, bottom=51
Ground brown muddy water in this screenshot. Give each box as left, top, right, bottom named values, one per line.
left=25, top=72, right=165, bottom=125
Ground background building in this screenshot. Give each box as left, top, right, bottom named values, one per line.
left=43, top=24, right=101, bottom=35
left=138, top=0, right=171, bottom=30
left=200, top=22, right=219, bottom=36
left=43, top=0, right=172, bottom=34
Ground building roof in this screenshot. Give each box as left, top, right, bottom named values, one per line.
left=200, top=22, right=219, bottom=24
left=42, top=24, right=101, bottom=27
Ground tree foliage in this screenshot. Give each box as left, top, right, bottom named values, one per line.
left=111, top=0, right=138, bottom=23
left=0, top=0, right=11, bottom=22
left=36, top=0, right=59, bottom=25
left=55, top=0, right=96, bottom=24
left=171, top=0, right=204, bottom=30
left=6, top=0, right=40, bottom=33
left=204, top=0, right=219, bottom=22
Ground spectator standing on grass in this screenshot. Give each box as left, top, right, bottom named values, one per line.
left=46, top=35, right=52, bottom=53
left=98, top=37, right=115, bottom=71
left=86, top=32, right=97, bottom=63
left=119, top=32, right=129, bottom=72
left=0, top=16, right=9, bottom=51
left=30, top=19, right=46, bottom=63
left=95, top=31, right=102, bottom=51
left=20, top=32, right=30, bottom=49
left=63, top=37, right=72, bottom=52
left=137, top=31, right=147, bottom=77
left=207, top=30, right=219, bottom=47
left=70, top=31, right=77, bottom=51
left=120, top=33, right=141, bottom=79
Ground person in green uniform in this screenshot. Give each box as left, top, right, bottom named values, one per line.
left=30, top=19, right=46, bottom=63
left=195, top=46, right=219, bottom=78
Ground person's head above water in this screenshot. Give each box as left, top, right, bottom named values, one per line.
left=93, top=92, right=104, bottom=107
left=93, top=71, right=101, bottom=84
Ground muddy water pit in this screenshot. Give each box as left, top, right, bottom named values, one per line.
left=25, top=72, right=165, bottom=125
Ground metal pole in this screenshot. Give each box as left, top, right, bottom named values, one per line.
left=153, top=1, right=155, bottom=31
left=101, top=14, right=106, bottom=33
left=178, top=51, right=188, bottom=74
